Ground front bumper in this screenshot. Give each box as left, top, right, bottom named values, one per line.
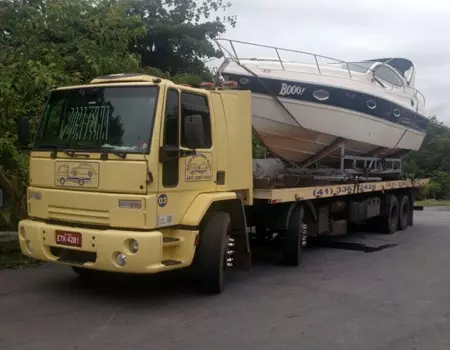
left=18, top=219, right=198, bottom=273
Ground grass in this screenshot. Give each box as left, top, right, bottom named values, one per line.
left=415, top=199, right=450, bottom=207
left=0, top=246, right=42, bottom=269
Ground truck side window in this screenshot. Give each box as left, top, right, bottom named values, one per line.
left=162, top=89, right=180, bottom=187
left=181, top=92, right=212, bottom=149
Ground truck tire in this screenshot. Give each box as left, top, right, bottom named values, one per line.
left=379, top=195, right=399, bottom=234
left=397, top=195, right=410, bottom=231
left=194, top=211, right=231, bottom=294
left=283, top=205, right=304, bottom=266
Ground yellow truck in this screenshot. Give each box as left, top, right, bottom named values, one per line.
left=17, top=74, right=428, bottom=293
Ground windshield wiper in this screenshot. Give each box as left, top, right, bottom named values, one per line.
left=102, top=148, right=127, bottom=159
left=74, top=144, right=127, bottom=159
left=35, top=144, right=75, bottom=158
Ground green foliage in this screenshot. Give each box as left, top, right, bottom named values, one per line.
left=0, top=0, right=236, bottom=228
left=405, top=117, right=450, bottom=199
left=252, top=134, right=267, bottom=159
left=129, top=0, right=236, bottom=76
left=0, top=245, right=42, bottom=269
left=0, top=0, right=146, bottom=124
left=0, top=137, right=29, bottom=226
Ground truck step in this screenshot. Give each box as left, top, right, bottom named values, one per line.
left=161, top=259, right=183, bottom=266
left=163, top=237, right=182, bottom=247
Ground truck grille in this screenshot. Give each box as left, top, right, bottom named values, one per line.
left=48, top=206, right=110, bottom=225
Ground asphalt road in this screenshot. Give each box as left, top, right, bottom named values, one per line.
left=1, top=209, right=450, bottom=350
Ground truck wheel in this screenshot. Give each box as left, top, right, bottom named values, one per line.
left=194, top=211, right=232, bottom=294
left=283, top=205, right=304, bottom=266
left=379, top=195, right=399, bottom=234
left=398, top=195, right=410, bottom=231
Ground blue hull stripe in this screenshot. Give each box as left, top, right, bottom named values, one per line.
left=224, top=73, right=429, bottom=133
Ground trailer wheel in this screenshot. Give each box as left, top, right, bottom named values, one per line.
left=379, top=195, right=399, bottom=234
left=194, top=211, right=231, bottom=294
left=397, top=195, right=410, bottom=231
left=283, top=205, right=304, bottom=266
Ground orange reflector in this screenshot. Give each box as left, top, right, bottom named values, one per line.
left=200, top=82, right=215, bottom=90
left=194, top=234, right=199, bottom=246
left=221, top=80, right=238, bottom=89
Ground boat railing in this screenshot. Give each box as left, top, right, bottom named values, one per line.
left=215, top=38, right=426, bottom=107
left=412, top=88, right=426, bottom=106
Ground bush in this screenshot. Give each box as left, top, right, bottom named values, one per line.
left=0, top=137, right=29, bottom=228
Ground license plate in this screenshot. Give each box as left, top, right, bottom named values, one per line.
left=55, top=230, right=82, bottom=248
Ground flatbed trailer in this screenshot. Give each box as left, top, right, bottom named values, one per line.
left=242, top=178, right=427, bottom=267
left=16, top=73, right=428, bottom=294
left=254, top=178, right=427, bottom=202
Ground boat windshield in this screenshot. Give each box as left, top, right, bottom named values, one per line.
left=332, top=61, right=375, bottom=73
left=34, top=86, right=158, bottom=154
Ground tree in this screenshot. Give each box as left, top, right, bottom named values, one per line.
left=404, top=117, right=450, bottom=175
left=404, top=117, right=450, bottom=199
left=129, top=0, right=236, bottom=76
left=0, top=0, right=146, bottom=227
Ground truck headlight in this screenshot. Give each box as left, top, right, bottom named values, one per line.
left=129, top=239, right=139, bottom=253
left=115, top=252, right=127, bottom=267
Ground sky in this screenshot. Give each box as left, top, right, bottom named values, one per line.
left=214, top=0, right=450, bottom=122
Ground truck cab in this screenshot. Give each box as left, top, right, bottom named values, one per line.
left=18, top=74, right=253, bottom=292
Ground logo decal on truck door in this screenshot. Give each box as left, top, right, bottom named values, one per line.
left=185, top=153, right=213, bottom=182
left=55, top=162, right=99, bottom=188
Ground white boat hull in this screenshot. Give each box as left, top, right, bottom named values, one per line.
left=252, top=93, right=425, bottom=164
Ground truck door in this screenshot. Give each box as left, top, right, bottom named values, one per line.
left=158, top=87, right=216, bottom=226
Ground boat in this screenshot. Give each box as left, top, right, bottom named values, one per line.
left=215, top=39, right=429, bottom=178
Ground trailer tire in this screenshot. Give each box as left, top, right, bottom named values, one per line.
left=398, top=195, right=410, bottom=231
left=194, top=211, right=231, bottom=294
left=379, top=195, right=399, bottom=234
left=283, top=205, right=304, bottom=266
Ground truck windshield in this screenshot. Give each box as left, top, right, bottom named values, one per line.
left=34, top=86, right=158, bottom=153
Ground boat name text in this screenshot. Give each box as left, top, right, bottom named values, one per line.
left=279, top=83, right=306, bottom=97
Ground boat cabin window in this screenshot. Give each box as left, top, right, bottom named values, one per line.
left=334, top=62, right=374, bottom=73
left=181, top=92, right=212, bottom=149
left=373, top=65, right=404, bottom=87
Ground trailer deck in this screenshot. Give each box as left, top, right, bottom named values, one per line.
left=253, top=178, right=429, bottom=203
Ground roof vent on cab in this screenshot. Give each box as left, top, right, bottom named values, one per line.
left=90, top=73, right=168, bottom=85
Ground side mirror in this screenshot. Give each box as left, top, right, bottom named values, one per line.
left=184, top=114, right=205, bottom=149
left=18, top=117, right=31, bottom=149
